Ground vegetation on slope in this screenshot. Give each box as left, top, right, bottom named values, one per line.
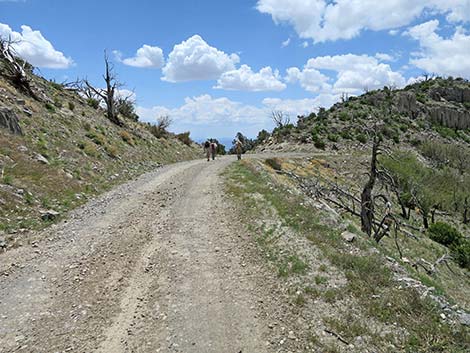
left=225, top=157, right=469, bottom=352
left=0, top=57, right=200, bottom=249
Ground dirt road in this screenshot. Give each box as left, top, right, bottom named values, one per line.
left=0, top=157, right=276, bottom=353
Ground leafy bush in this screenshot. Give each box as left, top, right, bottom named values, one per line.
left=53, top=98, right=63, bottom=108
left=176, top=131, right=192, bottom=146
left=434, top=126, right=458, bottom=140
left=327, top=133, right=339, bottom=142
left=86, top=131, right=106, bottom=146
left=339, top=112, right=349, bottom=121
left=256, top=129, right=270, bottom=143
left=340, top=130, right=353, bottom=140
left=416, top=93, right=426, bottom=104
left=314, top=139, right=326, bottom=149
left=356, top=133, right=367, bottom=144
left=265, top=158, right=282, bottom=171
left=45, top=102, right=56, bottom=112
left=87, top=98, right=100, bottom=109
left=116, top=98, right=138, bottom=121
left=50, top=81, right=63, bottom=91
left=428, top=222, right=462, bottom=247
left=451, top=240, right=470, bottom=269
left=2, top=175, right=13, bottom=185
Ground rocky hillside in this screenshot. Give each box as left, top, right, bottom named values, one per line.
left=259, top=77, right=470, bottom=152
left=0, top=59, right=200, bottom=249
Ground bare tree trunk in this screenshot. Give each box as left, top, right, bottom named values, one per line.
left=422, top=213, right=429, bottom=229
left=84, top=51, right=122, bottom=126
left=103, top=54, right=120, bottom=125
left=361, top=138, right=379, bottom=236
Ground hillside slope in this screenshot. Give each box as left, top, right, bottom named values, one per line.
left=259, top=77, right=470, bottom=152
left=0, top=61, right=200, bottom=249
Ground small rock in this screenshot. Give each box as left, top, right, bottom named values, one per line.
left=341, top=231, right=356, bottom=242
left=35, top=153, right=49, bottom=165
left=40, top=209, right=60, bottom=221
left=288, top=331, right=296, bottom=340
left=458, top=312, right=470, bottom=326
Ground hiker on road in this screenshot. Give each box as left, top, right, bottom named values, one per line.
left=210, top=140, right=218, bottom=160
left=204, top=140, right=211, bottom=161
left=235, top=139, right=243, bottom=160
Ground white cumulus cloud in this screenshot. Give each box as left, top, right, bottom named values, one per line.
left=285, top=66, right=331, bottom=93
left=117, top=44, right=164, bottom=68
left=215, top=65, right=286, bottom=91
left=162, top=35, right=239, bottom=82
left=0, top=23, right=73, bottom=68
left=375, top=53, right=395, bottom=62
left=256, top=0, right=470, bottom=43
left=288, top=54, right=406, bottom=95
left=406, top=20, right=470, bottom=78
left=136, top=94, right=338, bottom=139
left=262, top=95, right=339, bottom=115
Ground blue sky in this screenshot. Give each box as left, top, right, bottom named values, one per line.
left=1, top=0, right=470, bottom=141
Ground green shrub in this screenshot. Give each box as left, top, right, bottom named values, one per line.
left=116, top=99, right=138, bottom=121
left=265, top=158, right=282, bottom=171
left=339, top=112, right=349, bottom=121
left=45, top=102, right=56, bottom=112
left=416, top=93, right=426, bottom=104
left=87, top=98, right=100, bottom=109
left=428, top=222, right=462, bottom=247
left=327, top=133, right=339, bottom=142
left=340, top=130, right=353, bottom=140
left=50, top=81, right=63, bottom=91
left=356, top=133, right=367, bottom=144
left=85, top=131, right=106, bottom=146
left=53, top=98, right=63, bottom=108
left=176, top=131, right=192, bottom=146
left=451, top=240, right=470, bottom=269
left=2, top=175, right=13, bottom=185
left=314, top=139, right=326, bottom=149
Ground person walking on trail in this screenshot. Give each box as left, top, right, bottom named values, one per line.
left=204, top=140, right=211, bottom=161
left=235, top=138, right=243, bottom=160
left=210, top=140, right=218, bottom=160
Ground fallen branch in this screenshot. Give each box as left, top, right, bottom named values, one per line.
left=324, top=329, right=350, bottom=345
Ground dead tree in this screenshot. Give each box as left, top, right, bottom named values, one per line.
left=271, top=110, right=290, bottom=128
left=361, top=135, right=380, bottom=236
left=84, top=51, right=122, bottom=126
left=0, top=36, right=38, bottom=99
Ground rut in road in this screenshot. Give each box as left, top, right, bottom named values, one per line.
left=0, top=157, right=270, bottom=353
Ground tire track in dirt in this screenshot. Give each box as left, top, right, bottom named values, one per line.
left=0, top=157, right=272, bottom=353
